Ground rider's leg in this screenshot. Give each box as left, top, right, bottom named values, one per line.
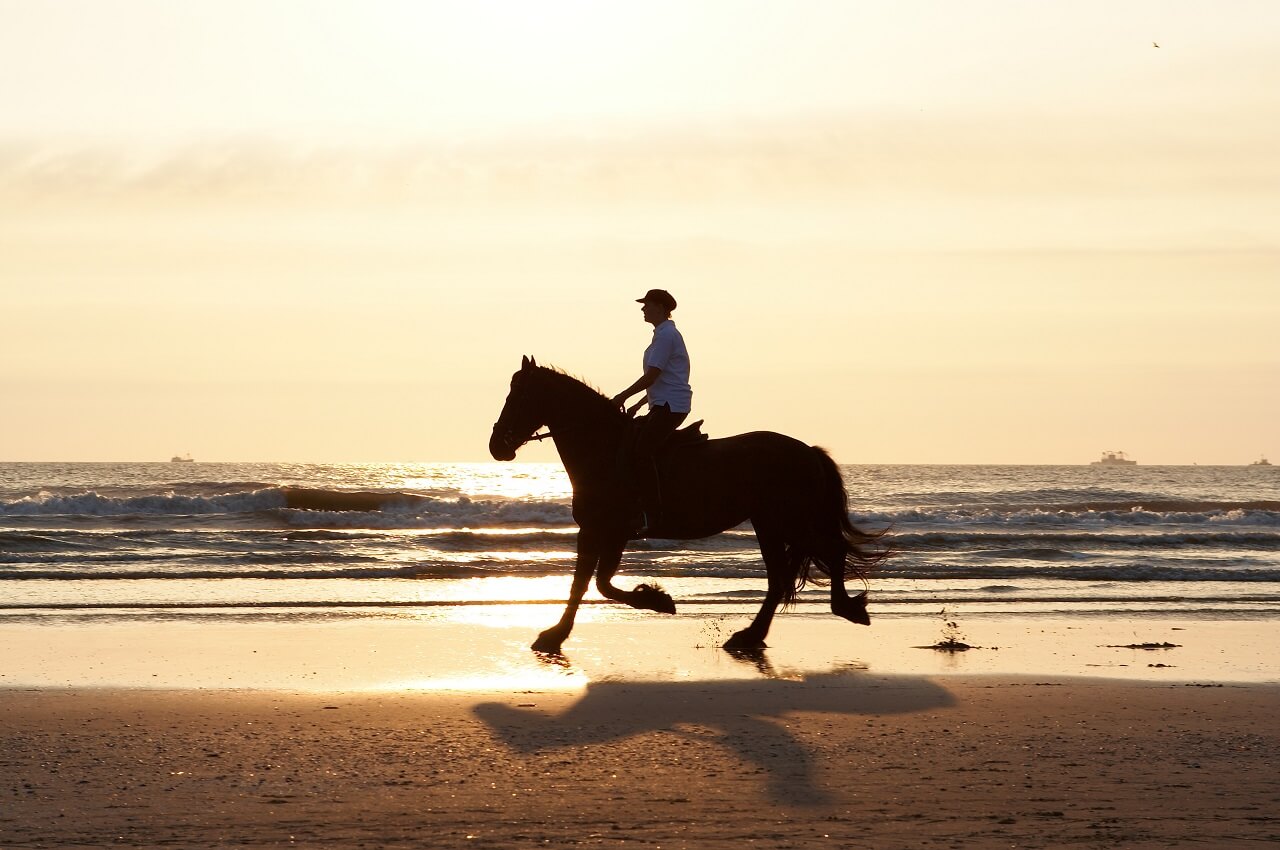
left=630, top=403, right=686, bottom=534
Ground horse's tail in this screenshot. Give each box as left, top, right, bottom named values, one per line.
left=784, top=447, right=892, bottom=602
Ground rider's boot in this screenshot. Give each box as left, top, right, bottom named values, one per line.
left=634, top=460, right=663, bottom=537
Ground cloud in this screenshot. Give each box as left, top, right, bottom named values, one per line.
left=2, top=109, right=1276, bottom=210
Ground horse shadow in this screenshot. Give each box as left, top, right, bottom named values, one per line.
left=474, top=652, right=955, bottom=806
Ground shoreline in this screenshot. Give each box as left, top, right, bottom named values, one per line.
left=2, top=612, right=1277, bottom=691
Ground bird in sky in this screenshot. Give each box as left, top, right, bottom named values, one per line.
left=1153, top=41, right=1160, bottom=47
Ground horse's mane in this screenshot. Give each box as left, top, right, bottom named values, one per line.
left=535, top=365, right=622, bottom=419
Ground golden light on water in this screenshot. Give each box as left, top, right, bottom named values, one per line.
left=396, top=576, right=590, bottom=607
left=389, top=643, right=589, bottom=693
left=454, top=527, right=575, bottom=536
left=444, top=602, right=611, bottom=630
left=395, top=463, right=571, bottom=501
left=430, top=549, right=575, bottom=564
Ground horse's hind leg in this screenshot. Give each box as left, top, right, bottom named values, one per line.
left=824, top=539, right=870, bottom=626
left=725, top=525, right=789, bottom=649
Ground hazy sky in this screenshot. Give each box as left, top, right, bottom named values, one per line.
left=3, top=1, right=1277, bottom=464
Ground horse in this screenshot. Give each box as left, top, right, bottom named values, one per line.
left=489, top=356, right=890, bottom=654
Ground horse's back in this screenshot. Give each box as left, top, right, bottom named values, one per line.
left=661, top=430, right=824, bottom=533
left=674, top=429, right=815, bottom=471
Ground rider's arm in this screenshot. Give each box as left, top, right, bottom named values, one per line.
left=611, top=366, right=661, bottom=408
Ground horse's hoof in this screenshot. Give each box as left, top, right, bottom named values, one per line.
left=531, top=631, right=565, bottom=654
left=724, top=631, right=767, bottom=650
left=632, top=583, right=676, bottom=615
left=832, top=593, right=871, bottom=626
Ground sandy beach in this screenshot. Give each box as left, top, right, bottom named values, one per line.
left=2, top=614, right=1279, bottom=848
left=2, top=677, right=1277, bottom=849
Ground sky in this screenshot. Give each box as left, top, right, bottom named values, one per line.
left=2, top=0, right=1277, bottom=464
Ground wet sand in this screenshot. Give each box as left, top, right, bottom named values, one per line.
left=2, top=615, right=1278, bottom=848
left=2, top=678, right=1277, bottom=848
left=3, top=612, right=1278, bottom=689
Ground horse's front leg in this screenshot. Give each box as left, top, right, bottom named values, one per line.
left=532, top=529, right=602, bottom=654
left=594, top=538, right=676, bottom=615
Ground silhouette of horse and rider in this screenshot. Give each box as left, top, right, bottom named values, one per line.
left=489, top=291, right=890, bottom=654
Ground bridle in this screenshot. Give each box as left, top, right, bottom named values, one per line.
left=490, top=420, right=561, bottom=453
left=491, top=368, right=619, bottom=456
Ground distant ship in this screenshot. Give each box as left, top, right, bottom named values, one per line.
left=1091, top=450, right=1136, bottom=466
left=170, top=454, right=195, bottom=463
left=1251, top=455, right=1272, bottom=466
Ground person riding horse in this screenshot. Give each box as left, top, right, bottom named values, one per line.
left=610, top=289, right=691, bottom=536
left=489, top=358, right=887, bottom=653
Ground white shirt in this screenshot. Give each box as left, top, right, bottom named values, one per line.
left=643, top=319, right=692, bottom=413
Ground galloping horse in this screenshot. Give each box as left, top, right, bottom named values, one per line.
left=489, top=357, right=889, bottom=653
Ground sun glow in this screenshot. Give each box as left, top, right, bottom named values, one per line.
left=382, top=1, right=693, bottom=133
left=396, top=463, right=570, bottom=501
left=3, top=3, right=1277, bottom=464
left=432, top=550, right=576, bottom=564
left=395, top=576, right=596, bottom=608
left=442, top=602, right=613, bottom=630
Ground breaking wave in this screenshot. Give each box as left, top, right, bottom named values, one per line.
left=0, top=486, right=575, bottom=528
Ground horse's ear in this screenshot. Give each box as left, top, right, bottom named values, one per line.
left=530, top=356, right=538, bottom=368
left=521, top=355, right=531, bottom=370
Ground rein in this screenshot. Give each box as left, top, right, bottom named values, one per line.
left=491, top=421, right=572, bottom=452
left=523, top=418, right=600, bottom=444
left=495, top=411, right=625, bottom=452
left=494, top=369, right=632, bottom=453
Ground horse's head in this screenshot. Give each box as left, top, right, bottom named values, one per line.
left=490, top=355, right=548, bottom=461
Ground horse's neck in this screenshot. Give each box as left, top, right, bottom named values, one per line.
left=555, top=429, right=620, bottom=478
left=545, top=391, right=625, bottom=488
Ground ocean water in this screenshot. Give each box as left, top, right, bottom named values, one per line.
left=2, top=462, right=1278, bottom=625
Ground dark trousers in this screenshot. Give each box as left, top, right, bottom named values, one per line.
left=631, top=403, right=688, bottom=522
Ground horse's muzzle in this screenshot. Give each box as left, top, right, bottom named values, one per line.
left=489, top=425, right=518, bottom=461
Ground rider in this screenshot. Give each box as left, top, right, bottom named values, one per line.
left=610, top=289, right=692, bottom=535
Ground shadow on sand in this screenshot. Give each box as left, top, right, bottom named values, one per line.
left=475, top=650, right=955, bottom=806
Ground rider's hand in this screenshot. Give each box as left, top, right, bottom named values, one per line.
left=610, top=393, right=628, bottom=409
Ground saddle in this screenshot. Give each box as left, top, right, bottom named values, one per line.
left=617, top=419, right=708, bottom=474
left=664, top=419, right=709, bottom=454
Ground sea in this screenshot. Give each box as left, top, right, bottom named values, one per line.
left=1, top=462, right=1278, bottom=628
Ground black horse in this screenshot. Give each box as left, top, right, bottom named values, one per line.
left=489, top=356, right=889, bottom=653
